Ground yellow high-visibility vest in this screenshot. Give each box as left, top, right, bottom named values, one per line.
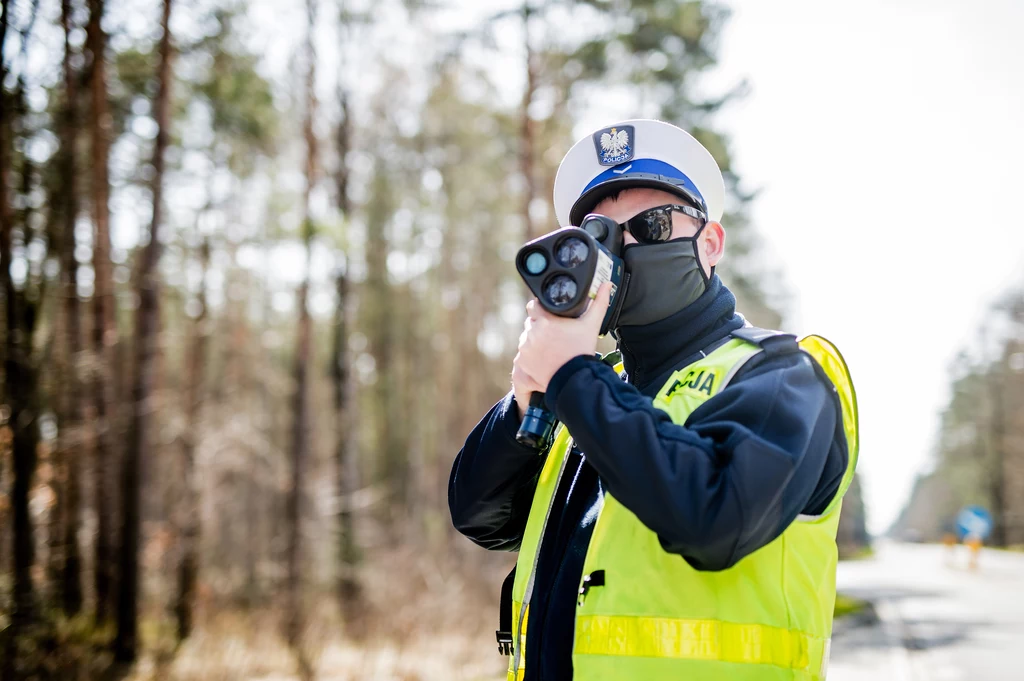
left=507, top=331, right=858, bottom=681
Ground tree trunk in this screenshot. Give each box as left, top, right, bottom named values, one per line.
left=365, top=163, right=402, bottom=515
left=87, top=0, right=118, bottom=625
left=332, top=79, right=361, bottom=624
left=4, top=78, right=42, bottom=641
left=115, top=0, right=174, bottom=662
left=435, top=161, right=463, bottom=547
left=285, top=244, right=312, bottom=648
left=520, top=1, right=538, bottom=238
left=175, top=238, right=209, bottom=642
left=245, top=270, right=270, bottom=610
left=0, top=0, right=12, bottom=593
left=56, top=0, right=85, bottom=617
left=243, top=442, right=260, bottom=608
left=331, top=269, right=361, bottom=621
left=285, top=0, right=318, bottom=652
left=48, top=301, right=69, bottom=603
left=3, top=65, right=45, bottom=681
left=989, top=364, right=1008, bottom=547
left=335, top=90, right=352, bottom=218
left=5, top=336, right=40, bottom=660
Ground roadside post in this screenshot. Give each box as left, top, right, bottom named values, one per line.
left=955, top=506, right=993, bottom=571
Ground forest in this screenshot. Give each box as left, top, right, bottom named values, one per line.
left=891, top=290, right=1024, bottom=547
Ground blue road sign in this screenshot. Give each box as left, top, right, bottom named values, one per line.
left=956, top=505, right=993, bottom=540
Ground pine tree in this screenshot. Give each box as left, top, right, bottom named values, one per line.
left=285, top=1, right=319, bottom=665
left=2, top=0, right=45, bottom=642
left=331, top=39, right=362, bottom=622
left=116, top=0, right=176, bottom=662
left=86, top=0, right=119, bottom=625
left=56, top=0, right=84, bottom=617
left=174, top=235, right=209, bottom=642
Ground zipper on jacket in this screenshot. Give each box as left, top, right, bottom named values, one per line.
left=577, top=570, right=605, bottom=607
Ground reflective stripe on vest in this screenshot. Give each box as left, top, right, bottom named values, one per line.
left=575, top=614, right=826, bottom=669
left=507, top=334, right=858, bottom=681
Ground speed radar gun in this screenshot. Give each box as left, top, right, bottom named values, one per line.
left=513, top=215, right=629, bottom=449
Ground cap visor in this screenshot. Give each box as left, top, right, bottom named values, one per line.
left=568, top=177, right=704, bottom=226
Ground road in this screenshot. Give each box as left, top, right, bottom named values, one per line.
left=828, top=541, right=1024, bottom=681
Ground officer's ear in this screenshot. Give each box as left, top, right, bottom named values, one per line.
left=701, top=221, right=726, bottom=271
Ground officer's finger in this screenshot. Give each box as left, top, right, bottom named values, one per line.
left=525, top=313, right=547, bottom=333
left=525, top=298, right=538, bottom=318
left=584, top=282, right=613, bottom=322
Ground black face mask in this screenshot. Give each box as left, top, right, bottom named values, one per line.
left=615, top=224, right=709, bottom=329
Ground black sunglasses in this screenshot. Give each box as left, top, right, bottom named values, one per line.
left=621, top=204, right=708, bottom=244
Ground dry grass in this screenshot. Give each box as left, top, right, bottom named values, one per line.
left=122, top=542, right=512, bottom=681
left=155, top=613, right=503, bottom=681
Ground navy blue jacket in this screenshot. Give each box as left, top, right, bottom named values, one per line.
left=448, top=277, right=848, bottom=681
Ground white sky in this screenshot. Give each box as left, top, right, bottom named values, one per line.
left=697, top=0, right=1024, bottom=534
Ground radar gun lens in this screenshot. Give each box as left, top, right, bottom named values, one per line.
left=524, top=251, right=548, bottom=275
left=555, top=237, right=589, bottom=268
left=582, top=218, right=608, bottom=241
left=544, top=275, right=578, bottom=307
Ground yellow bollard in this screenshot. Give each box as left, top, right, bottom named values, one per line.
left=942, top=533, right=957, bottom=565
left=965, top=535, right=982, bottom=571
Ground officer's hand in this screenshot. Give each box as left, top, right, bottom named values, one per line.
left=511, top=358, right=543, bottom=422
left=514, top=282, right=612, bottom=394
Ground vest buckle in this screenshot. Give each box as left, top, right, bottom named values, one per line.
left=577, top=570, right=606, bottom=607
left=496, top=630, right=514, bottom=656
left=496, top=565, right=516, bottom=656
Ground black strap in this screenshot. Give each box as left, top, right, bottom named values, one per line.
left=731, top=325, right=794, bottom=345
left=731, top=325, right=798, bottom=358
left=496, top=565, right=516, bottom=656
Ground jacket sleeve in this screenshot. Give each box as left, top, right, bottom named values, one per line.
left=448, top=391, right=547, bottom=551
left=544, top=350, right=847, bottom=571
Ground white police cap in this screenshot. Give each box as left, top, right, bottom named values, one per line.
left=553, top=119, right=726, bottom=227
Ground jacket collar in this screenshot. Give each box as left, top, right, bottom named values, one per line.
left=615, top=275, right=744, bottom=392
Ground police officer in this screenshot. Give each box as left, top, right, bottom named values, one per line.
left=449, top=119, right=857, bottom=681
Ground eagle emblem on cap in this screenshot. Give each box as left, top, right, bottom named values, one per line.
left=593, top=125, right=635, bottom=166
